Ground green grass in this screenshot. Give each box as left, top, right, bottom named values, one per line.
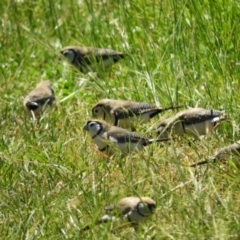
left=1, top=0, right=240, bottom=239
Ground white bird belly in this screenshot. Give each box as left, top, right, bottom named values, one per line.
left=183, top=120, right=215, bottom=136
left=126, top=210, right=146, bottom=223
left=85, top=58, right=114, bottom=72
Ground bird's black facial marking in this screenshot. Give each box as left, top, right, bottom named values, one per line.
left=89, top=122, right=95, bottom=127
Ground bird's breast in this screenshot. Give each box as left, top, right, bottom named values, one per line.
left=92, top=136, right=107, bottom=150
left=182, top=119, right=216, bottom=136
left=126, top=209, right=147, bottom=223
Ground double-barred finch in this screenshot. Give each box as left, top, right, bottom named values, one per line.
left=92, top=98, right=183, bottom=131
left=157, top=108, right=227, bottom=138
left=83, top=196, right=156, bottom=230
left=60, top=46, right=124, bottom=73
left=83, top=120, right=170, bottom=155
left=190, top=141, right=240, bottom=167
left=23, top=81, right=55, bottom=119
left=116, top=197, right=156, bottom=224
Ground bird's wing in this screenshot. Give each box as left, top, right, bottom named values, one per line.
left=107, top=130, right=150, bottom=145
left=81, top=48, right=124, bottom=64
left=113, top=103, right=159, bottom=119
left=181, top=109, right=222, bottom=125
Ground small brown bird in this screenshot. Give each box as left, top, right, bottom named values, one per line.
left=23, top=81, right=55, bottom=119
left=60, top=46, right=124, bottom=73
left=190, top=141, right=240, bottom=167
left=116, top=197, right=156, bottom=224
left=157, top=108, right=226, bottom=138
left=92, top=98, right=182, bottom=131
left=83, top=119, right=169, bottom=155
left=83, top=196, right=156, bottom=230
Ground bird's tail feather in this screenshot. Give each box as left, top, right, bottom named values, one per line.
left=189, top=158, right=216, bottom=167
left=162, top=105, right=184, bottom=112
left=149, top=137, right=173, bottom=144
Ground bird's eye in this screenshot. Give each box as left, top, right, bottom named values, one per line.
left=63, top=51, right=68, bottom=56
left=62, top=49, right=75, bottom=62
left=94, top=109, right=98, bottom=113
left=89, top=122, right=95, bottom=127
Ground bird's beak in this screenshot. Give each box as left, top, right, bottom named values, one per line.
left=83, top=123, right=89, bottom=131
